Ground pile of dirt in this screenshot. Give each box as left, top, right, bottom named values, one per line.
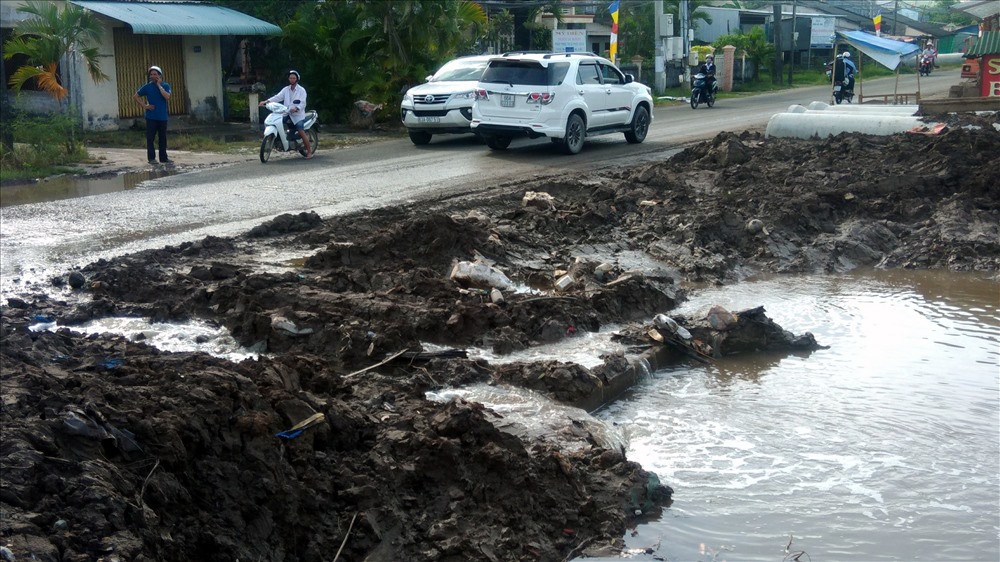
left=2, top=116, right=998, bottom=561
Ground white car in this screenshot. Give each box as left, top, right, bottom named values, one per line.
left=471, top=52, right=653, bottom=154
left=400, top=55, right=493, bottom=145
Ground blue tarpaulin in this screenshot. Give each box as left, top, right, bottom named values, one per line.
left=836, top=30, right=921, bottom=70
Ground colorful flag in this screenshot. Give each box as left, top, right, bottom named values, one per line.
left=609, top=1, right=619, bottom=64
left=873, top=12, right=882, bottom=36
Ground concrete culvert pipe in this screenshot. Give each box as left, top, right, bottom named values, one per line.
left=765, top=113, right=932, bottom=139
left=806, top=101, right=919, bottom=115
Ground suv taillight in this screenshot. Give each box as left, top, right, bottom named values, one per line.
left=474, top=89, right=489, bottom=100
left=525, top=92, right=555, bottom=105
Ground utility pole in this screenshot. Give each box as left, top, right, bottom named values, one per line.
left=773, top=3, right=783, bottom=84
left=893, top=0, right=898, bottom=36
left=681, top=0, right=689, bottom=84
left=654, top=0, right=664, bottom=91
left=788, top=0, right=796, bottom=85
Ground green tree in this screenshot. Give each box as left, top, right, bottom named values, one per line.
left=2, top=0, right=108, bottom=101
left=713, top=27, right=773, bottom=82
left=278, top=0, right=487, bottom=122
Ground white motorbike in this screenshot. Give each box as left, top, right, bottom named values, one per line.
left=259, top=101, right=318, bottom=163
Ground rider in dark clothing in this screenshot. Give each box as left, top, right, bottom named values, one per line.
left=700, top=54, right=717, bottom=93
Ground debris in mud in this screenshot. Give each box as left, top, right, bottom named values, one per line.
left=2, top=115, right=998, bottom=561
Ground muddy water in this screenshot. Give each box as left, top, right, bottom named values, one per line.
left=593, top=269, right=1000, bottom=561
left=0, top=170, right=174, bottom=207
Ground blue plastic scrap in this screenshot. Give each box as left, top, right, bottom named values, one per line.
left=274, top=412, right=325, bottom=441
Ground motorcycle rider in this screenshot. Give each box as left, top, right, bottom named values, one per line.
left=699, top=54, right=718, bottom=98
left=259, top=70, right=313, bottom=158
left=841, top=51, right=857, bottom=93
left=921, top=41, right=937, bottom=70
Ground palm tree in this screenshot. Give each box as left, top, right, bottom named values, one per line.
left=3, top=0, right=108, bottom=102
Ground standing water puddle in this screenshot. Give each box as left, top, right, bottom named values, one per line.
left=1, top=169, right=175, bottom=207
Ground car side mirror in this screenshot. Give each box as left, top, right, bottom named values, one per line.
left=425, top=75, right=433, bottom=82
left=624, top=74, right=634, bottom=84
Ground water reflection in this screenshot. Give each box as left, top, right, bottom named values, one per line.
left=0, top=169, right=174, bottom=207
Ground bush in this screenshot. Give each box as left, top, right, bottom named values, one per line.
left=225, top=90, right=251, bottom=122
left=0, top=100, right=88, bottom=177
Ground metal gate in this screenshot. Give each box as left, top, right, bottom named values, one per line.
left=114, top=28, right=187, bottom=118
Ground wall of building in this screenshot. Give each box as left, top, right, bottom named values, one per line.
left=182, top=35, right=223, bottom=122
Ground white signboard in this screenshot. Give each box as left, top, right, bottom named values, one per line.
left=810, top=16, right=835, bottom=49
left=553, top=29, right=587, bottom=53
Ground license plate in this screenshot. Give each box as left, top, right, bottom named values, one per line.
left=834, top=85, right=842, bottom=92
left=500, top=93, right=515, bottom=107
left=417, top=116, right=440, bottom=124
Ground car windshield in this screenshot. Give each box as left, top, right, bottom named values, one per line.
left=433, top=60, right=489, bottom=82
left=480, top=61, right=570, bottom=86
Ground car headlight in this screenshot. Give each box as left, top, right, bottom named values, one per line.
left=453, top=91, right=475, bottom=100
left=403, top=94, right=413, bottom=103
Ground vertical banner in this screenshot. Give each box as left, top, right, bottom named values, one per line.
left=609, top=1, right=620, bottom=63
left=873, top=12, right=882, bottom=37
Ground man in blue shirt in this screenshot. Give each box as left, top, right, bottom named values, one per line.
left=133, top=65, right=173, bottom=164
left=842, top=52, right=857, bottom=91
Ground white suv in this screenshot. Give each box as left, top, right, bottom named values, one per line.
left=470, top=52, right=653, bottom=154
left=400, top=55, right=493, bottom=145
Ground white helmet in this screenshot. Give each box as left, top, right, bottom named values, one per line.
left=842, top=52, right=851, bottom=59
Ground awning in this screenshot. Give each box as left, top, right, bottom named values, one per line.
left=69, top=1, right=281, bottom=36
left=951, top=0, right=1000, bottom=21
left=965, top=31, right=1000, bottom=57
left=836, top=30, right=920, bottom=70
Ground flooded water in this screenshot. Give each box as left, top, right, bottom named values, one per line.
left=39, top=268, right=999, bottom=561
left=590, top=269, right=1000, bottom=562
left=0, top=170, right=175, bottom=207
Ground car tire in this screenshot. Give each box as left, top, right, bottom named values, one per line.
left=561, top=113, right=585, bottom=155
left=624, top=105, right=649, bottom=144
left=409, top=131, right=432, bottom=145
left=485, top=135, right=511, bottom=150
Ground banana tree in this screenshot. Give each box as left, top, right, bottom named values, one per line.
left=3, top=0, right=108, bottom=101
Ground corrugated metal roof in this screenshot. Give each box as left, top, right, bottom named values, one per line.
left=965, top=31, right=1000, bottom=57
left=69, top=1, right=281, bottom=36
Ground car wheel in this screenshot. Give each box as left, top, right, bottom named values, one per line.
left=485, top=135, right=511, bottom=150
left=561, top=113, right=585, bottom=155
left=625, top=105, right=649, bottom=144
left=260, top=134, right=275, bottom=163
left=409, top=131, right=432, bottom=145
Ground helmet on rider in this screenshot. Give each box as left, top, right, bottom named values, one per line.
left=706, top=54, right=714, bottom=61
left=288, top=70, right=301, bottom=80
left=842, top=52, right=851, bottom=59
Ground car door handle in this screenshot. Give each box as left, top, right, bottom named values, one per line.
left=606, top=89, right=612, bottom=94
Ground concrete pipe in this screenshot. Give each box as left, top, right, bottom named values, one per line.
left=806, top=101, right=918, bottom=115
left=765, top=112, right=930, bottom=139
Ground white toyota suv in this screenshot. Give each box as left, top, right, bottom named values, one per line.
left=470, top=52, right=653, bottom=154
left=400, top=55, right=493, bottom=145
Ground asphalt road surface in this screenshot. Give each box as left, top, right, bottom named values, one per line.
left=0, top=70, right=959, bottom=299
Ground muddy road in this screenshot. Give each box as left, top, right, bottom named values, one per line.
left=1, top=70, right=994, bottom=562
left=0, top=72, right=958, bottom=300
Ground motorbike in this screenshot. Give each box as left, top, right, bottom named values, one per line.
left=260, top=101, right=319, bottom=163
left=919, top=55, right=933, bottom=76
left=690, top=72, right=718, bottom=109
left=833, top=77, right=854, bottom=104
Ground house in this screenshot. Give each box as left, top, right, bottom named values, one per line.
left=1, top=0, right=280, bottom=130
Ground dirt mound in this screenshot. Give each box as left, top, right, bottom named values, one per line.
left=2, top=116, right=998, bottom=561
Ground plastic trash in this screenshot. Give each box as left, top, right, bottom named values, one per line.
left=275, top=412, right=325, bottom=440
left=449, top=261, right=513, bottom=290
left=653, top=313, right=691, bottom=340
left=554, top=274, right=574, bottom=291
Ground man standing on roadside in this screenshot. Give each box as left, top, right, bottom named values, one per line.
left=133, top=65, right=172, bottom=164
